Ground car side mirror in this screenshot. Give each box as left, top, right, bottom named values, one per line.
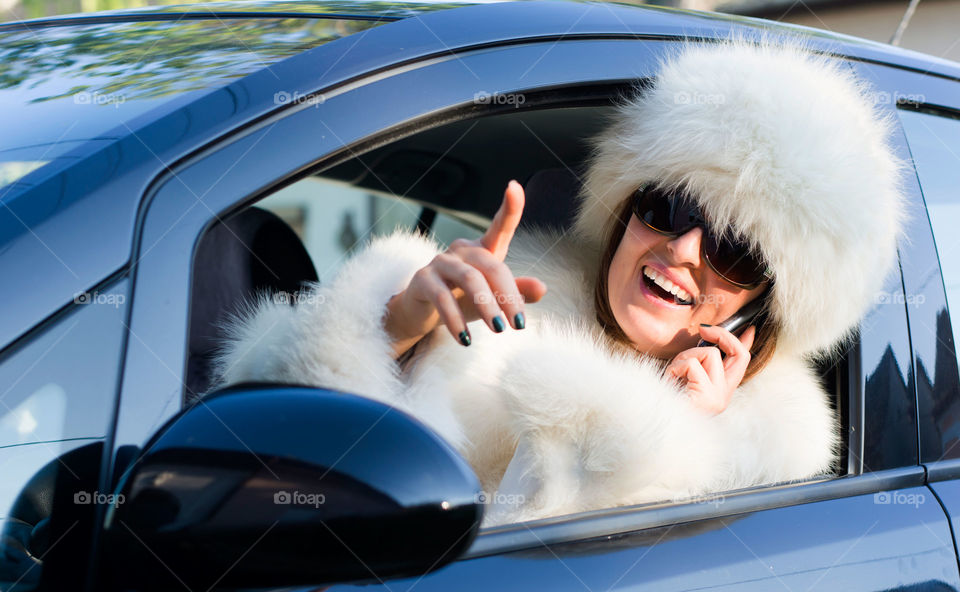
left=102, top=384, right=483, bottom=590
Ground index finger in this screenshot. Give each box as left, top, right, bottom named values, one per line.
left=480, top=180, right=525, bottom=259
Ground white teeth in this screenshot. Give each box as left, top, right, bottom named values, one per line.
left=643, top=266, right=693, bottom=304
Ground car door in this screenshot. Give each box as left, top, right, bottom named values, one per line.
left=339, top=54, right=952, bottom=592
left=100, top=6, right=959, bottom=590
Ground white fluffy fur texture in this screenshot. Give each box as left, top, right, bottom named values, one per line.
left=487, top=324, right=838, bottom=526
left=209, top=229, right=441, bottom=409
left=209, top=226, right=838, bottom=528
left=573, top=38, right=911, bottom=358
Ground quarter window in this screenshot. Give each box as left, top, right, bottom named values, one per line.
left=899, top=109, right=960, bottom=353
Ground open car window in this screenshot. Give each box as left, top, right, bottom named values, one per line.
left=187, top=102, right=863, bottom=531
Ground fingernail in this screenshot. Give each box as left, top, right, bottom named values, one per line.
left=700, top=323, right=712, bottom=328
left=514, top=312, right=526, bottom=330
left=459, top=330, right=471, bottom=346
left=492, top=316, right=505, bottom=333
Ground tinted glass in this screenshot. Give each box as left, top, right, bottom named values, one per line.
left=0, top=283, right=125, bottom=448
left=899, top=107, right=960, bottom=460
left=0, top=280, right=127, bottom=590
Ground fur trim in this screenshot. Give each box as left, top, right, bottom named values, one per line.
left=573, top=38, right=911, bottom=357
left=504, top=226, right=601, bottom=320
left=483, top=324, right=837, bottom=527
left=490, top=319, right=720, bottom=525
left=207, top=228, right=442, bottom=407
left=713, top=350, right=840, bottom=487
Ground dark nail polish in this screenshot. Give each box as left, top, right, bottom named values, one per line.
left=700, top=323, right=712, bottom=327
left=514, top=312, right=526, bottom=330
left=492, top=316, right=505, bottom=333
left=458, top=330, right=471, bottom=346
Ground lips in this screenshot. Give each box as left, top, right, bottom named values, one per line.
left=641, top=266, right=694, bottom=306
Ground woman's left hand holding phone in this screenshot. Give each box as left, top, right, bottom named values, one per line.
left=664, top=324, right=756, bottom=416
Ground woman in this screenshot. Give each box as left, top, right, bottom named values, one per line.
left=210, top=39, right=908, bottom=527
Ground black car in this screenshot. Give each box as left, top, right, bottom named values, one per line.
left=2, top=1, right=960, bottom=590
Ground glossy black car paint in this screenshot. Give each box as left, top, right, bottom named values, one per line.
left=2, top=1, right=960, bottom=590
left=103, top=385, right=481, bottom=590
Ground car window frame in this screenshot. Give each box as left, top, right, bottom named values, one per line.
left=111, top=37, right=920, bottom=565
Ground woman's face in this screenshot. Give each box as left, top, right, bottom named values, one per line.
left=607, top=213, right=769, bottom=360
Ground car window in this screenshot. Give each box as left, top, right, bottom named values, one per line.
left=258, top=176, right=483, bottom=283
left=898, top=107, right=960, bottom=462
left=0, top=280, right=126, bottom=591
left=0, top=282, right=125, bottom=449
left=189, top=95, right=860, bottom=532
left=899, top=110, right=960, bottom=356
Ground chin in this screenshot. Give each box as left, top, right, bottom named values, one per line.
left=619, top=306, right=673, bottom=354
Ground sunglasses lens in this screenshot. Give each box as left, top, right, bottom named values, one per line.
left=633, top=186, right=673, bottom=231
left=633, top=186, right=699, bottom=233
left=705, top=233, right=768, bottom=287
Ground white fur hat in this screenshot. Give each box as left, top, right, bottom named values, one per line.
left=572, top=38, right=911, bottom=359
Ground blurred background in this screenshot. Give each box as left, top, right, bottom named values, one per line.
left=2, top=0, right=958, bottom=63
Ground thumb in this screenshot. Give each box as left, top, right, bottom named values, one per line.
left=515, top=277, right=547, bottom=304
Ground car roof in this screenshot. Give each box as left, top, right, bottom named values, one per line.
left=3, top=0, right=957, bottom=198
left=0, top=0, right=477, bottom=28
left=0, top=2, right=467, bottom=194
left=1, top=0, right=958, bottom=354
left=2, top=0, right=957, bottom=173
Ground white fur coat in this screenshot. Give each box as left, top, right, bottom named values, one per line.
left=209, top=225, right=840, bottom=528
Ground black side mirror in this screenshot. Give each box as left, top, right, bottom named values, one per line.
left=103, top=384, right=483, bottom=590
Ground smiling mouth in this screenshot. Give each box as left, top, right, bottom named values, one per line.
left=642, top=266, right=695, bottom=306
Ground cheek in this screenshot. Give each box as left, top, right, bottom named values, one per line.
left=609, top=221, right=654, bottom=293
left=613, top=219, right=659, bottom=268
left=703, top=285, right=766, bottom=325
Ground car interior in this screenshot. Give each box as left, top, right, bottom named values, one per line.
left=186, top=101, right=853, bottom=521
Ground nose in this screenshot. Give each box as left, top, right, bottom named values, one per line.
left=666, top=226, right=703, bottom=268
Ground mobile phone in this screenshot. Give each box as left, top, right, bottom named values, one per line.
left=696, top=296, right=766, bottom=348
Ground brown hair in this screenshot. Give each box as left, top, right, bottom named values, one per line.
left=593, top=194, right=779, bottom=383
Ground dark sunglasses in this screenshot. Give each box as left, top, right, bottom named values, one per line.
left=631, top=184, right=773, bottom=289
